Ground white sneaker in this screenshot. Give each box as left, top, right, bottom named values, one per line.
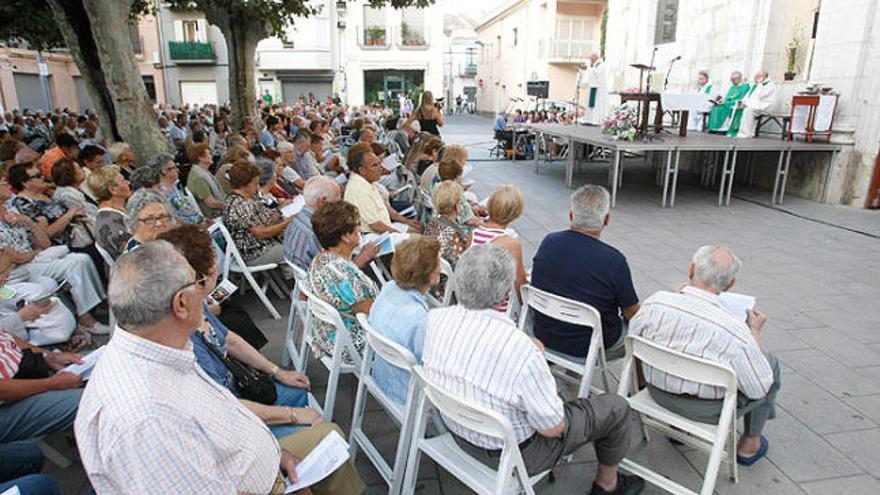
left=83, top=322, right=112, bottom=335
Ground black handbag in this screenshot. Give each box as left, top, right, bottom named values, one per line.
left=198, top=332, right=277, bottom=405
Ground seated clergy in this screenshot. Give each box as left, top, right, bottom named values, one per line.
left=423, top=244, right=644, bottom=495
left=689, top=70, right=719, bottom=131
left=628, top=245, right=780, bottom=466
left=735, top=70, right=777, bottom=138
left=531, top=185, right=639, bottom=360
left=706, top=71, right=750, bottom=134
left=75, top=241, right=364, bottom=494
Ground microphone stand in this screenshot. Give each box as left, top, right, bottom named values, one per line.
left=665, top=57, right=680, bottom=91
left=640, top=47, right=658, bottom=140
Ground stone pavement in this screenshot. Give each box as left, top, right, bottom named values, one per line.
left=47, top=115, right=880, bottom=494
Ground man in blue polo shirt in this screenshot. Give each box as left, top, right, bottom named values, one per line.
left=531, top=184, right=640, bottom=361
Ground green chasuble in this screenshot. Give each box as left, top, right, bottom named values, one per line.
left=707, top=83, right=750, bottom=132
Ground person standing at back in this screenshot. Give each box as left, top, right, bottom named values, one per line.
left=405, top=91, right=444, bottom=136
left=531, top=184, right=640, bottom=361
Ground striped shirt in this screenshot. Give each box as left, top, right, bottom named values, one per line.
left=75, top=326, right=281, bottom=494
left=471, top=227, right=517, bottom=312
left=423, top=306, right=564, bottom=449
left=0, top=331, right=23, bottom=379
left=283, top=207, right=321, bottom=270
left=628, top=286, right=774, bottom=400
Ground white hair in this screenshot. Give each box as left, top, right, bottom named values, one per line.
left=110, top=240, right=193, bottom=328
left=691, top=245, right=742, bottom=292
left=454, top=244, right=515, bottom=310
left=108, top=142, right=132, bottom=162
left=570, top=185, right=610, bottom=231
left=302, top=176, right=340, bottom=208
left=277, top=141, right=294, bottom=153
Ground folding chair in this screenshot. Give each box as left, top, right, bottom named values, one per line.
left=350, top=315, right=420, bottom=495
left=303, top=286, right=361, bottom=421
left=213, top=220, right=283, bottom=319
left=425, top=258, right=454, bottom=308
left=516, top=285, right=611, bottom=398
left=282, top=259, right=312, bottom=369
left=401, top=366, right=551, bottom=495
left=617, top=335, right=738, bottom=495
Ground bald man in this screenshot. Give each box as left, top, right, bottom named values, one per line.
left=735, top=70, right=777, bottom=138
left=706, top=71, right=750, bottom=133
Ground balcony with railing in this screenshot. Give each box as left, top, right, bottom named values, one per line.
left=461, top=63, right=477, bottom=76
left=168, top=41, right=215, bottom=63
left=548, top=38, right=597, bottom=63
left=546, top=15, right=599, bottom=64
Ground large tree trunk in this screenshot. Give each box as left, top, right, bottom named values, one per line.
left=203, top=6, right=267, bottom=132
left=47, top=0, right=172, bottom=165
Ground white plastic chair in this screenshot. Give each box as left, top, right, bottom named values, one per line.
left=212, top=220, right=283, bottom=319
left=401, top=366, right=551, bottom=495
left=425, top=258, right=455, bottom=308
left=517, top=285, right=612, bottom=398
left=617, top=335, right=739, bottom=495
left=304, top=285, right=361, bottom=421
left=282, top=259, right=312, bottom=370
left=350, top=315, right=419, bottom=495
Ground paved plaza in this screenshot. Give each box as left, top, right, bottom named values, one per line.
left=47, top=115, right=880, bottom=494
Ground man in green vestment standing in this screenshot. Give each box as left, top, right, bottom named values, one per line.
left=706, top=71, right=750, bottom=134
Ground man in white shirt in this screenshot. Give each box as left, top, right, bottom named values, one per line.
left=423, top=244, right=644, bottom=495
left=579, top=53, right=608, bottom=125
left=75, top=241, right=364, bottom=494
left=628, top=245, right=780, bottom=466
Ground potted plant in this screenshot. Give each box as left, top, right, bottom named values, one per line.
left=367, top=26, right=385, bottom=46
left=401, top=21, right=410, bottom=44
left=785, top=23, right=802, bottom=81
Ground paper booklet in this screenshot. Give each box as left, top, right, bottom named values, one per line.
left=361, top=232, right=410, bottom=257
left=61, top=346, right=106, bottom=381
left=280, top=195, right=306, bottom=219
left=719, top=292, right=756, bottom=323
left=284, top=429, right=351, bottom=493
left=207, top=278, right=238, bottom=306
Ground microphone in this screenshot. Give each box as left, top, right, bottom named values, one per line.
left=672, top=55, right=682, bottom=62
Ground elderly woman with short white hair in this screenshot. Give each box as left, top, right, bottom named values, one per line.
left=123, top=188, right=176, bottom=253
left=108, top=142, right=135, bottom=178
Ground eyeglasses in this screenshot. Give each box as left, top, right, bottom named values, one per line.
left=137, top=213, right=172, bottom=226
left=26, top=172, right=42, bottom=180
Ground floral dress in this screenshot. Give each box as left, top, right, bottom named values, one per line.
left=222, top=193, right=281, bottom=262
left=10, top=196, right=73, bottom=246
left=425, top=215, right=467, bottom=299
left=0, top=219, right=34, bottom=253
left=160, top=182, right=203, bottom=225
left=308, top=251, right=378, bottom=364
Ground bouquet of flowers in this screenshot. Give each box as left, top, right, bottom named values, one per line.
left=601, top=104, right=639, bottom=141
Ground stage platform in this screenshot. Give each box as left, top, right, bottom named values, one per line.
left=524, top=123, right=841, bottom=208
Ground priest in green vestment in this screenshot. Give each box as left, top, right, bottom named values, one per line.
left=706, top=71, right=750, bottom=133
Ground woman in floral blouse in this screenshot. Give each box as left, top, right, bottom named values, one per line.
left=222, top=161, right=292, bottom=265
left=308, top=200, right=378, bottom=363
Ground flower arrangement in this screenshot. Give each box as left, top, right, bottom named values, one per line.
left=601, top=104, right=639, bottom=141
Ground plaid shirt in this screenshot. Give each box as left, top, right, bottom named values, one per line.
left=75, top=327, right=280, bottom=494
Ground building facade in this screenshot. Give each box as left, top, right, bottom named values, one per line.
left=443, top=27, right=479, bottom=112
left=0, top=16, right=166, bottom=113
left=255, top=0, right=340, bottom=105
left=336, top=0, right=444, bottom=108
left=155, top=6, right=229, bottom=106
left=605, top=0, right=880, bottom=206
left=474, top=0, right=606, bottom=115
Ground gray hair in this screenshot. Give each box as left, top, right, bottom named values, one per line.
left=731, top=71, right=743, bottom=79
left=277, top=141, right=294, bottom=153
left=293, top=132, right=310, bottom=144
left=107, top=142, right=131, bottom=162
left=124, top=188, right=173, bottom=231
left=145, top=152, right=175, bottom=172
left=691, top=245, right=742, bottom=292
left=570, top=184, right=610, bottom=231
left=255, top=158, right=276, bottom=186
left=698, top=70, right=709, bottom=79
left=302, top=176, right=340, bottom=208
left=128, top=166, right=161, bottom=191
left=454, top=244, right=516, bottom=310
left=109, top=240, right=193, bottom=328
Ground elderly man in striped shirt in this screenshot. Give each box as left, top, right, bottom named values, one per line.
left=628, top=245, right=780, bottom=466
left=423, top=244, right=645, bottom=495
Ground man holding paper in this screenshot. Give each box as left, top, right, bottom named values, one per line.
left=628, top=245, right=780, bottom=467
left=75, top=242, right=364, bottom=494
left=343, top=143, right=419, bottom=234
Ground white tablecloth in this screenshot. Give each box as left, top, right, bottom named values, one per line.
left=660, top=93, right=714, bottom=113
left=791, top=94, right=837, bottom=133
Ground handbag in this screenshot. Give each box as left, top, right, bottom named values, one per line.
left=198, top=331, right=277, bottom=405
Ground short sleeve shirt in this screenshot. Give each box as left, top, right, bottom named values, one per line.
left=343, top=173, right=390, bottom=232
left=222, top=193, right=280, bottom=262
left=531, top=230, right=639, bottom=357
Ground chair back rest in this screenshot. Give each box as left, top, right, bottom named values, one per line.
left=287, top=259, right=309, bottom=289
left=518, top=285, right=601, bottom=331
left=357, top=313, right=418, bottom=371
left=209, top=220, right=245, bottom=277
left=624, top=335, right=737, bottom=399
left=410, top=365, right=517, bottom=444
left=439, top=258, right=455, bottom=306
left=94, top=243, right=116, bottom=268
left=306, top=291, right=348, bottom=332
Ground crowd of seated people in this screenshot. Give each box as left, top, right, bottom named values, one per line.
left=0, top=95, right=782, bottom=494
